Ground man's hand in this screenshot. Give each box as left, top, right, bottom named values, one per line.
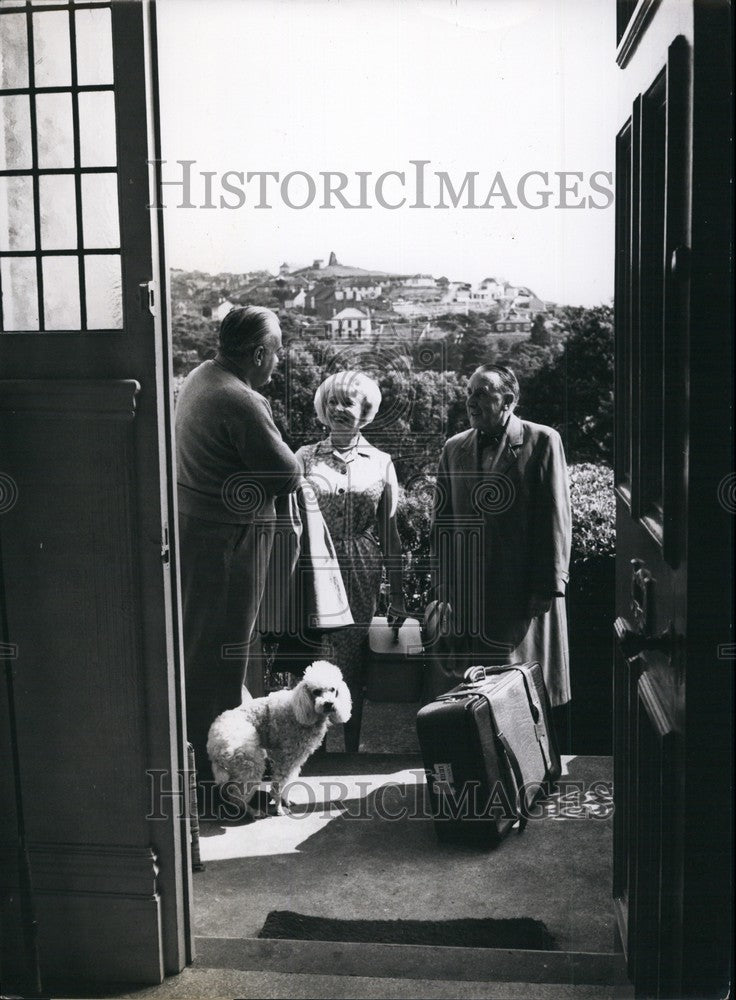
left=528, top=594, right=553, bottom=618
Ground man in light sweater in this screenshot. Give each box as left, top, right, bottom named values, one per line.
left=175, top=306, right=301, bottom=791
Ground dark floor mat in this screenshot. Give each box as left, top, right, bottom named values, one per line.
left=258, top=911, right=559, bottom=950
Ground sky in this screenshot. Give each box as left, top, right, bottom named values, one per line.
left=156, top=0, right=618, bottom=306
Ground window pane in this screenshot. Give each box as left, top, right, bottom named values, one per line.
left=0, top=175, right=35, bottom=250
left=75, top=6, right=113, bottom=86
left=0, top=94, right=32, bottom=170
left=84, top=252, right=121, bottom=328
left=81, top=172, right=119, bottom=248
left=1, top=257, right=39, bottom=331
left=43, top=254, right=80, bottom=329
left=78, top=90, right=116, bottom=167
left=39, top=173, right=77, bottom=249
left=36, top=91, right=74, bottom=168
left=32, top=11, right=71, bottom=88
left=0, top=12, right=29, bottom=89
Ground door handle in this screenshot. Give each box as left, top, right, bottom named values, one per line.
left=139, top=280, right=156, bottom=317
left=615, top=618, right=677, bottom=663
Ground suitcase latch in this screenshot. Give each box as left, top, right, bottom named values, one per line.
left=431, top=762, right=454, bottom=785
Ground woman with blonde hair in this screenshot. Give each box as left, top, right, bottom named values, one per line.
left=296, top=371, right=406, bottom=751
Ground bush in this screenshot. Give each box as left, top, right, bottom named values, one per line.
left=396, top=479, right=435, bottom=612
left=566, top=462, right=615, bottom=753
left=568, top=463, right=615, bottom=562
left=397, top=482, right=434, bottom=557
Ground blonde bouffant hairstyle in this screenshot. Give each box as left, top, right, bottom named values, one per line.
left=314, top=371, right=382, bottom=428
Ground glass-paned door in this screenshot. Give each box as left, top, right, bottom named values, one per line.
left=0, top=0, right=123, bottom=332
left=0, top=1, right=190, bottom=989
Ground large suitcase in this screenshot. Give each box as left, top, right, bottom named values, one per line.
left=416, top=662, right=561, bottom=846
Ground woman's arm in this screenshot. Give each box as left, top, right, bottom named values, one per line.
left=293, top=445, right=314, bottom=489
left=377, top=458, right=406, bottom=616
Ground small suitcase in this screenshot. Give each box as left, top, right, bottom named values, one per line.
left=365, top=616, right=424, bottom=702
left=416, top=662, right=560, bottom=846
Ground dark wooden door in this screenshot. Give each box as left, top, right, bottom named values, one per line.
left=0, top=0, right=191, bottom=987
left=612, top=2, right=732, bottom=997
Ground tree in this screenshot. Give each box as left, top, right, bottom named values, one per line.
left=524, top=304, right=614, bottom=463
left=169, top=269, right=614, bottom=472
left=457, top=312, right=496, bottom=372
left=265, top=341, right=325, bottom=448
left=171, top=312, right=219, bottom=374
left=530, top=312, right=551, bottom=345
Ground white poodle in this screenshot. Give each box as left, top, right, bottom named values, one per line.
left=206, top=661, right=351, bottom=819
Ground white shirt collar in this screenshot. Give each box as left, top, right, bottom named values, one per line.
left=316, top=434, right=373, bottom=463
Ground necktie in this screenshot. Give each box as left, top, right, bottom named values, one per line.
left=477, top=430, right=503, bottom=451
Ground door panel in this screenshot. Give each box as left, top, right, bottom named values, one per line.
left=613, top=2, right=733, bottom=997
left=0, top=0, right=190, bottom=987
left=613, top=24, right=690, bottom=994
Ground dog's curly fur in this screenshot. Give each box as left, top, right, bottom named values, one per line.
left=206, top=661, right=351, bottom=819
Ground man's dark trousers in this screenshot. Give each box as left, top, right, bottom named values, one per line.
left=178, top=511, right=274, bottom=781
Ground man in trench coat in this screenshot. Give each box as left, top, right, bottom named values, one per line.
left=430, top=364, right=572, bottom=737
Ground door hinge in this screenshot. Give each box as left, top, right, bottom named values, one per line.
left=139, top=280, right=156, bottom=317
left=161, top=524, right=170, bottom=564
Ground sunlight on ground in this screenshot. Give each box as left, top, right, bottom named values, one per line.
left=199, top=769, right=427, bottom=862
left=199, top=761, right=580, bottom=861
left=561, top=755, right=576, bottom=775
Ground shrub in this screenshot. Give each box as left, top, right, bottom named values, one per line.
left=568, top=463, right=615, bottom=562
left=397, top=480, right=435, bottom=557
left=396, top=479, right=435, bottom=612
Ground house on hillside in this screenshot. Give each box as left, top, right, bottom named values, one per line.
left=308, top=283, right=338, bottom=319
left=512, top=286, right=545, bottom=312
left=274, top=273, right=310, bottom=310
left=213, top=298, right=237, bottom=322
left=403, top=274, right=435, bottom=288
left=307, top=280, right=385, bottom=320
left=325, top=307, right=372, bottom=340
left=494, top=310, right=532, bottom=333
left=476, top=277, right=505, bottom=300
left=442, top=281, right=472, bottom=304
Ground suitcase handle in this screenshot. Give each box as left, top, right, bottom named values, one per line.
left=464, top=664, right=541, bottom=723
left=463, top=664, right=555, bottom=775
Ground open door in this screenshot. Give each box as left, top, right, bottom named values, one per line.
left=0, top=0, right=191, bottom=988
left=612, top=1, right=732, bottom=996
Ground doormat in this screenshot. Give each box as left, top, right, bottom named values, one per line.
left=258, top=911, right=558, bottom=950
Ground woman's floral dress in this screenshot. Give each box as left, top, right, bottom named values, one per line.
left=295, top=435, right=398, bottom=698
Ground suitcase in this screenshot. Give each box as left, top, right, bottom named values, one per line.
left=416, top=662, right=561, bottom=846
left=365, top=616, right=424, bottom=702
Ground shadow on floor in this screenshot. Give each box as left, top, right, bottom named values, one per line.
left=194, top=755, right=616, bottom=955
